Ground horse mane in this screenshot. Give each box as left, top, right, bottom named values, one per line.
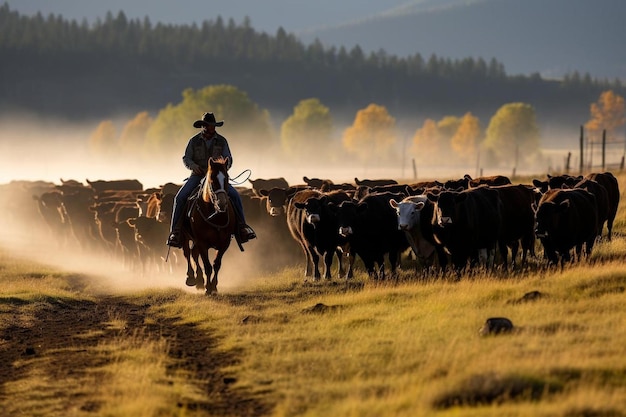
left=202, top=157, right=228, bottom=202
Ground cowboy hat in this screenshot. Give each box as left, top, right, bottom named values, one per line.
left=193, top=112, right=224, bottom=128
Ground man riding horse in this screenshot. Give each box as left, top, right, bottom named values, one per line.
left=167, top=112, right=256, bottom=248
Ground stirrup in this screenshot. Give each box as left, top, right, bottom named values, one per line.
left=166, top=232, right=182, bottom=248
left=239, top=226, right=256, bottom=243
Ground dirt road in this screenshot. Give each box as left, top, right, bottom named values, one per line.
left=0, top=274, right=271, bottom=416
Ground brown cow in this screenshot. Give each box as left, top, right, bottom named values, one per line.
left=248, top=177, right=290, bottom=197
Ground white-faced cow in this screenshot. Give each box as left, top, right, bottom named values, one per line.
left=389, top=195, right=448, bottom=271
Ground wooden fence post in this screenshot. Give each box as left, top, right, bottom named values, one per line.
left=579, top=125, right=584, bottom=174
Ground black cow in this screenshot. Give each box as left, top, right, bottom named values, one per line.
left=286, top=189, right=325, bottom=279
left=427, top=186, right=502, bottom=272
left=490, top=184, right=536, bottom=269
left=292, top=190, right=353, bottom=279
left=303, top=176, right=332, bottom=189
left=354, top=177, right=398, bottom=187
left=534, top=188, right=598, bottom=267
left=354, top=184, right=411, bottom=201
left=532, top=174, right=582, bottom=193
left=585, top=172, right=620, bottom=240
left=573, top=178, right=610, bottom=240
left=333, top=192, right=409, bottom=279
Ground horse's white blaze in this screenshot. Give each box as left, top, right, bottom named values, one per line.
left=216, top=171, right=226, bottom=191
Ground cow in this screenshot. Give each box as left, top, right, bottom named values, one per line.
left=445, top=174, right=511, bottom=190
left=333, top=192, right=409, bottom=279
left=259, top=186, right=307, bottom=217
left=427, top=186, right=502, bottom=272
left=56, top=184, right=103, bottom=251
left=292, top=190, right=353, bottom=279
left=467, top=175, right=512, bottom=188
left=533, top=188, right=598, bottom=267
left=86, top=178, right=143, bottom=193
left=389, top=195, right=448, bottom=272
left=584, top=172, right=619, bottom=240
left=573, top=178, right=610, bottom=240
left=286, top=189, right=326, bottom=279
left=303, top=176, right=332, bottom=189
left=248, top=177, right=290, bottom=197
left=354, top=177, right=398, bottom=187
left=128, top=215, right=171, bottom=274
left=490, top=184, right=536, bottom=269
left=532, top=174, right=582, bottom=194
left=32, top=190, right=71, bottom=247
left=354, top=184, right=412, bottom=201
left=113, top=218, right=141, bottom=271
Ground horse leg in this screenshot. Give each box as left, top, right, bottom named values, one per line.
left=206, top=249, right=225, bottom=294
left=183, top=240, right=196, bottom=287
left=198, top=247, right=211, bottom=291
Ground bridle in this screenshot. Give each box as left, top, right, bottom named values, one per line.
left=196, top=162, right=231, bottom=228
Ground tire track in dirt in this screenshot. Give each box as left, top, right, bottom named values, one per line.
left=0, top=276, right=271, bottom=416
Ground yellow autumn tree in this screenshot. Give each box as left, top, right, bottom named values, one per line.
left=585, top=90, right=626, bottom=141
left=451, top=112, right=481, bottom=163
left=145, top=85, right=275, bottom=158
left=88, top=120, right=118, bottom=159
left=483, top=102, right=540, bottom=168
left=411, top=118, right=442, bottom=163
left=119, top=111, right=153, bottom=156
left=342, top=104, right=397, bottom=164
left=280, top=98, right=333, bottom=163
left=438, top=116, right=461, bottom=143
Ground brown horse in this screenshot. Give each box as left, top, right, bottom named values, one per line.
left=182, top=157, right=237, bottom=294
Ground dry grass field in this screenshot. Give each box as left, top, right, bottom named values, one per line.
left=0, top=172, right=625, bottom=416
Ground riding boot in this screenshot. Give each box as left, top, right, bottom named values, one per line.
left=167, top=223, right=183, bottom=248
left=240, top=224, right=256, bottom=242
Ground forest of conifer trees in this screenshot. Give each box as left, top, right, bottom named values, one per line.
left=0, top=2, right=623, bottom=126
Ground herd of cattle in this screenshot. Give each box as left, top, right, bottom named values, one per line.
left=0, top=171, right=621, bottom=280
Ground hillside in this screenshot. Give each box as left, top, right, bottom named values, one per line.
left=298, top=0, right=626, bottom=81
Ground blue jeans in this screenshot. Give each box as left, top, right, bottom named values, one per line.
left=170, top=174, right=246, bottom=232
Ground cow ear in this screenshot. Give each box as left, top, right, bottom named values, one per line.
left=259, top=189, right=269, bottom=197
left=426, top=192, right=439, bottom=202
left=294, top=202, right=306, bottom=209
left=463, top=174, right=473, bottom=180
left=558, top=199, right=570, bottom=210
left=389, top=199, right=399, bottom=209
left=415, top=201, right=425, bottom=210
